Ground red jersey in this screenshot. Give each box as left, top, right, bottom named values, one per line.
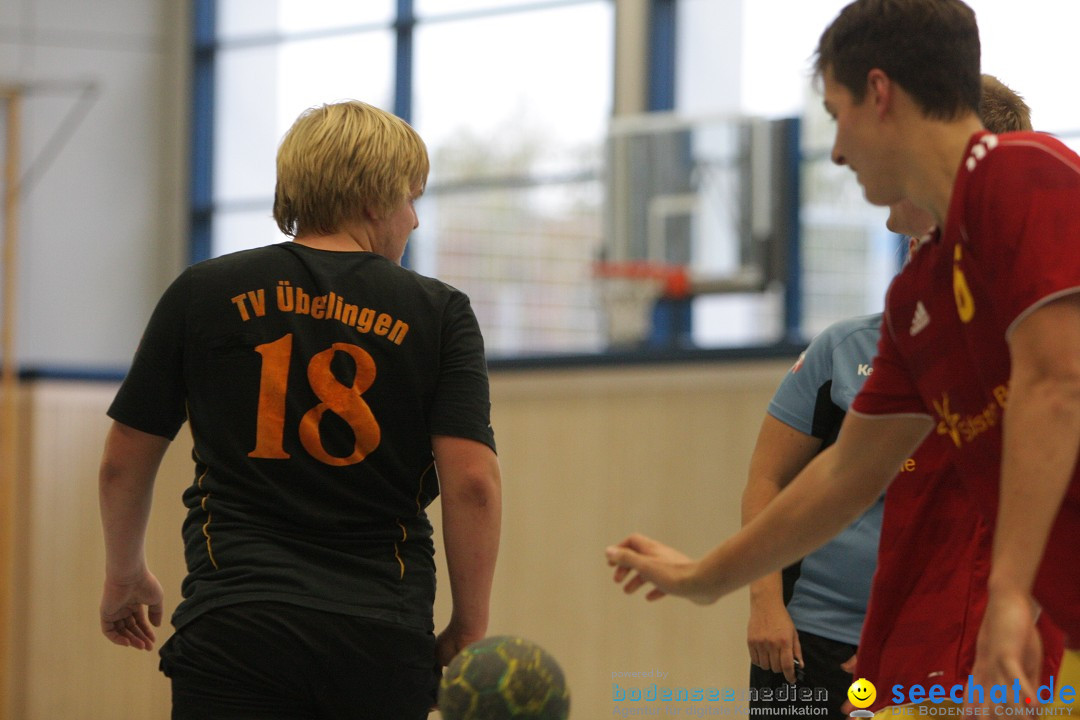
left=853, top=131, right=1080, bottom=645
left=857, top=429, right=1063, bottom=709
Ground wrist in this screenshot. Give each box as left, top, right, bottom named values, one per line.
left=105, top=561, right=148, bottom=585
left=447, top=610, right=489, bottom=638
left=749, top=574, right=783, bottom=601
left=684, top=560, right=720, bottom=605
left=986, top=569, right=1034, bottom=598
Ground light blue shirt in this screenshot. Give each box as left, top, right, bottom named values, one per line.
left=766, top=313, right=884, bottom=646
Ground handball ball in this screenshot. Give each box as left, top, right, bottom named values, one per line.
left=438, top=635, right=571, bottom=720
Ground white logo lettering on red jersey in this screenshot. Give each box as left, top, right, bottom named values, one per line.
left=965, top=134, right=999, bottom=172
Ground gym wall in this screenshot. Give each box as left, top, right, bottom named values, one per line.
left=5, top=358, right=791, bottom=718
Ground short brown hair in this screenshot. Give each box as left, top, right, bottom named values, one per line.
left=815, top=0, right=980, bottom=121
left=979, top=74, right=1032, bottom=133
left=273, top=101, right=429, bottom=238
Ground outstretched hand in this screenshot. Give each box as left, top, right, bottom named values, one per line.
left=605, top=533, right=713, bottom=604
left=100, top=569, right=163, bottom=651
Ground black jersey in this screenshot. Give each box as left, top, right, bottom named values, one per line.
left=108, top=242, right=495, bottom=632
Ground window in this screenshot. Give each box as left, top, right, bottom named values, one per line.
left=195, top=0, right=1080, bottom=359
left=196, top=0, right=613, bottom=357
left=672, top=0, right=1080, bottom=343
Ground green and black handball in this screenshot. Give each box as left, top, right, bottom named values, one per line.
left=438, top=635, right=571, bottom=720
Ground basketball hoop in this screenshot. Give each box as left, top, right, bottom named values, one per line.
left=593, top=261, right=690, bottom=347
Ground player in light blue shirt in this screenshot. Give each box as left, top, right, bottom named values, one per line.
left=743, top=313, right=882, bottom=720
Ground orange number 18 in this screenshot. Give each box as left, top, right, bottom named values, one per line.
left=249, top=334, right=382, bottom=466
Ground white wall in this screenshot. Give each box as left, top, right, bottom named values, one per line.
left=0, top=0, right=189, bottom=371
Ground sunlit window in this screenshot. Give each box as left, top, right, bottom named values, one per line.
left=410, top=2, right=613, bottom=354
left=203, top=0, right=613, bottom=356
left=198, top=0, right=1080, bottom=358
left=674, top=0, right=1080, bottom=343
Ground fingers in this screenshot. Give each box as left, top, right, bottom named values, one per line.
left=781, top=649, right=796, bottom=685
left=840, top=652, right=857, bottom=675
left=606, top=544, right=644, bottom=590
left=972, top=590, right=1042, bottom=705
left=612, top=563, right=632, bottom=584
left=102, top=612, right=157, bottom=651
left=613, top=533, right=658, bottom=554
left=607, top=544, right=665, bottom=600
left=747, top=642, right=763, bottom=670
left=621, top=570, right=650, bottom=595
left=747, top=637, right=794, bottom=681
left=606, top=539, right=643, bottom=571
left=1000, top=655, right=1038, bottom=703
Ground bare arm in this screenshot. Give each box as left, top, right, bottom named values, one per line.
left=976, top=295, right=1080, bottom=694
left=742, top=415, right=822, bottom=682
left=98, top=421, right=171, bottom=650
left=432, top=435, right=502, bottom=665
left=607, top=412, right=931, bottom=605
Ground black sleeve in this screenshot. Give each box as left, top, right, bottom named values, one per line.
left=810, top=380, right=846, bottom=449
left=107, top=269, right=190, bottom=440
left=427, top=291, right=496, bottom=452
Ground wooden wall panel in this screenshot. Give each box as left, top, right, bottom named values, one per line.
left=8, top=359, right=792, bottom=718
left=10, top=380, right=187, bottom=720
left=430, top=360, right=793, bottom=717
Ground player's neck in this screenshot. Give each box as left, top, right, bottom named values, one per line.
left=293, top=227, right=376, bottom=253
left=901, top=114, right=984, bottom=227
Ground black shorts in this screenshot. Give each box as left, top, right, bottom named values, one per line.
left=748, top=629, right=857, bottom=720
left=159, top=602, right=437, bottom=720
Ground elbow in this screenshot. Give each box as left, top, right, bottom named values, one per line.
left=98, top=454, right=129, bottom=490
left=1019, top=366, right=1080, bottom=424
left=442, top=465, right=502, bottom=510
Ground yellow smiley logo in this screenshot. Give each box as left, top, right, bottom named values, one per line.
left=848, top=678, right=877, bottom=709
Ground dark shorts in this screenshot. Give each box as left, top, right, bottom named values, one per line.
left=159, top=602, right=437, bottom=720
left=748, top=629, right=856, bottom=720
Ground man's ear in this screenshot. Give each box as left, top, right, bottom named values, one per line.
left=866, top=68, right=893, bottom=119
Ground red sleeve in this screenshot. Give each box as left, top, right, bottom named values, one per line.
left=851, top=307, right=929, bottom=418
left=969, top=135, right=1080, bottom=336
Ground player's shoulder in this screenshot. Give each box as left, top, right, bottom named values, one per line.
left=971, top=130, right=1080, bottom=176
left=809, top=313, right=883, bottom=350
left=389, top=264, right=474, bottom=315
left=186, top=242, right=285, bottom=276
left=788, top=313, right=881, bottom=378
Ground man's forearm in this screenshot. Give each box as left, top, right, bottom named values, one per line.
left=434, top=436, right=502, bottom=634
left=742, top=482, right=787, bottom=608
left=99, top=422, right=170, bottom=579
left=689, top=414, right=930, bottom=603
left=441, top=475, right=501, bottom=632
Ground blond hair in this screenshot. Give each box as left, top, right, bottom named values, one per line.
left=979, top=74, right=1032, bottom=133
left=273, top=101, right=429, bottom=238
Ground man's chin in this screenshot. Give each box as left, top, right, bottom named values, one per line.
left=861, top=186, right=898, bottom=209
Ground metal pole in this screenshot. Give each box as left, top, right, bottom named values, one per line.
left=0, top=86, right=23, bottom=720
